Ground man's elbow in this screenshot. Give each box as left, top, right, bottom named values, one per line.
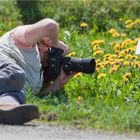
left=43, top=18, right=59, bottom=33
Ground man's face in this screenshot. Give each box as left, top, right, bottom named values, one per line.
left=38, top=37, right=51, bottom=66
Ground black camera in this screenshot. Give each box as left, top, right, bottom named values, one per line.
left=43, top=47, right=96, bottom=80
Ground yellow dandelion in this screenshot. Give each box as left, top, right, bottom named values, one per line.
left=67, top=52, right=76, bottom=57
left=109, top=66, right=119, bottom=73
left=108, top=28, right=117, bottom=34
left=134, top=19, right=140, bottom=24
left=130, top=47, right=136, bottom=52
left=125, top=39, right=134, bottom=43
left=110, top=54, right=117, bottom=58
left=114, top=44, right=121, bottom=52
left=125, top=54, right=133, bottom=59
left=112, top=41, right=120, bottom=46
left=123, top=61, right=131, bottom=66
left=77, top=96, right=83, bottom=102
left=74, top=72, right=82, bottom=78
left=95, top=59, right=101, bottom=63
left=93, top=50, right=104, bottom=56
left=123, top=77, right=129, bottom=82
left=121, top=39, right=136, bottom=48
left=104, top=57, right=109, bottom=61
left=96, top=68, right=100, bottom=72
left=97, top=73, right=107, bottom=79
left=92, top=40, right=105, bottom=46
left=119, top=51, right=126, bottom=57
left=125, top=22, right=135, bottom=29
left=104, top=53, right=111, bottom=58
left=125, top=48, right=134, bottom=53
left=96, top=62, right=103, bottom=69
left=123, top=72, right=131, bottom=80
left=121, top=42, right=127, bottom=48
left=80, top=22, right=88, bottom=28
left=103, top=61, right=111, bottom=67
left=123, top=49, right=128, bottom=54
left=92, top=44, right=100, bottom=51
left=132, top=55, right=138, bottom=60
left=125, top=20, right=133, bottom=25
left=114, top=59, right=123, bottom=64
left=133, top=61, right=140, bottom=68
left=112, top=32, right=120, bottom=37
left=135, top=38, right=140, bottom=42
left=121, top=33, right=127, bottom=37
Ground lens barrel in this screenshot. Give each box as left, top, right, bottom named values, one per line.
left=62, top=57, right=96, bottom=74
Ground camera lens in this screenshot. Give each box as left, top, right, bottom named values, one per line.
left=62, top=57, right=96, bottom=74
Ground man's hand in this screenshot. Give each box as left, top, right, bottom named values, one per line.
left=38, top=68, right=76, bottom=97
left=40, top=37, right=69, bottom=55
left=54, top=40, right=69, bottom=55
left=53, top=68, right=76, bottom=90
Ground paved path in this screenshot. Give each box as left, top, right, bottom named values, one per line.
left=0, top=122, right=139, bottom=140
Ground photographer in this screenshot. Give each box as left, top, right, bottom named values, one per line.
left=0, top=18, right=75, bottom=124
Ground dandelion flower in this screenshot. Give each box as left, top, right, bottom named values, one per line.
left=123, top=61, right=131, bottom=66
left=67, top=52, right=76, bottom=57
left=121, top=33, right=127, bottom=37
left=123, top=72, right=131, bottom=81
left=93, top=50, right=104, bottom=56
left=112, top=41, right=120, bottom=46
left=125, top=54, right=133, bottom=59
left=74, top=73, right=82, bottom=78
left=109, top=66, right=119, bottom=73
left=80, top=22, right=88, bottom=28
left=103, top=61, right=112, bottom=67
left=112, top=32, right=120, bottom=37
left=92, top=40, right=105, bottom=46
left=77, top=96, right=83, bottom=102
left=119, top=51, right=126, bottom=58
left=108, top=28, right=117, bottom=34
left=125, top=20, right=133, bottom=25
left=125, top=22, right=135, bottom=29
left=134, top=19, right=140, bottom=24
left=133, top=61, right=140, bottom=68
left=114, top=44, right=121, bottom=52
left=135, top=38, right=140, bottom=42
left=97, top=73, right=107, bottom=79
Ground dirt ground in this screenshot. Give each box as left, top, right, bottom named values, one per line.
left=0, top=122, right=139, bottom=140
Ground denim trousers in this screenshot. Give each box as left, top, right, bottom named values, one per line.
left=0, top=58, right=26, bottom=104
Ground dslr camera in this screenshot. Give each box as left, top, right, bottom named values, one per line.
left=43, top=47, right=96, bottom=80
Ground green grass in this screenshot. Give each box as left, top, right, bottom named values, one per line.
left=27, top=19, right=140, bottom=133
left=27, top=93, right=140, bottom=133
left=0, top=0, right=140, bottom=134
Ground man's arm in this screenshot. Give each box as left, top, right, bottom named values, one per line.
left=38, top=69, right=76, bottom=98
left=25, top=18, right=59, bottom=47
left=25, top=18, right=69, bottom=54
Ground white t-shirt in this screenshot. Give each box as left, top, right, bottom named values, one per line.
left=0, top=25, right=43, bottom=94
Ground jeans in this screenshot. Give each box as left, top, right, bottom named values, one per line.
left=0, top=59, right=26, bottom=104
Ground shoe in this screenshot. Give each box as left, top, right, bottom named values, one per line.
left=0, top=104, right=40, bottom=125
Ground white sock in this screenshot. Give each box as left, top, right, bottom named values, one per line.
left=0, top=95, right=20, bottom=105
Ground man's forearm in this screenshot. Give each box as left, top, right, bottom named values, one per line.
left=25, top=18, right=59, bottom=46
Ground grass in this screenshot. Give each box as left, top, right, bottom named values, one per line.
left=0, top=0, right=140, bottom=134
left=25, top=19, right=140, bottom=133
left=27, top=93, right=140, bottom=133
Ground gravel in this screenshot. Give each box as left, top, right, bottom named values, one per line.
left=0, top=122, right=139, bottom=140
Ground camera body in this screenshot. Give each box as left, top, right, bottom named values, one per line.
left=43, top=47, right=96, bottom=80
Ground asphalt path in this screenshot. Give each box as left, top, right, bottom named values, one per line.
left=0, top=122, right=139, bottom=140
